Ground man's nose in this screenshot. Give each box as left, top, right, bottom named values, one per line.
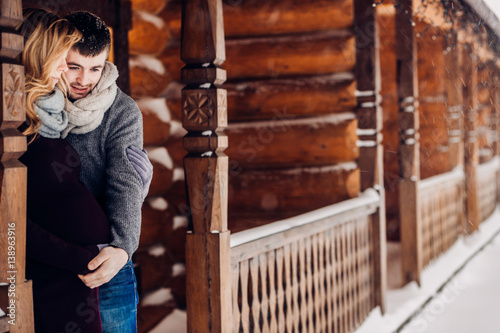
left=77, top=71, right=90, bottom=86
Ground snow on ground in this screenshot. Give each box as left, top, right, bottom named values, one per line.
left=401, top=232, right=500, bottom=333
left=356, top=206, right=500, bottom=333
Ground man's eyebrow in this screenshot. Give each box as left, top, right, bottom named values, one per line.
left=66, top=63, right=104, bottom=69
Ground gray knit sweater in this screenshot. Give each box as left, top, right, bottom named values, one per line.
left=65, top=88, right=143, bottom=259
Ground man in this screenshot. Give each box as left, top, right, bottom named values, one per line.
left=61, top=11, right=147, bottom=332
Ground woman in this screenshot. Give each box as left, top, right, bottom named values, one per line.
left=18, top=9, right=109, bottom=332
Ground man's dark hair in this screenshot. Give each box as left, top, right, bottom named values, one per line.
left=65, top=11, right=111, bottom=57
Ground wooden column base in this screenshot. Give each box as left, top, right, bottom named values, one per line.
left=399, top=180, right=422, bottom=285
left=0, top=280, right=34, bottom=333
left=186, top=232, right=232, bottom=333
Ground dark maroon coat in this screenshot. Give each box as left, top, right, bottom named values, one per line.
left=20, top=136, right=111, bottom=333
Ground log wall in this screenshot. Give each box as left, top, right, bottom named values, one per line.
left=162, top=0, right=362, bottom=228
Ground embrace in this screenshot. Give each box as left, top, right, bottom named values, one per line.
left=18, top=9, right=152, bottom=333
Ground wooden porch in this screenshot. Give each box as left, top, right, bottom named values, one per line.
left=1, top=0, right=500, bottom=332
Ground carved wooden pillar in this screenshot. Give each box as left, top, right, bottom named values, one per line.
left=181, top=1, right=231, bottom=332
left=445, top=38, right=464, bottom=170
left=354, top=0, right=386, bottom=313
left=488, top=62, right=499, bottom=157
left=493, top=67, right=500, bottom=204
left=396, top=0, right=422, bottom=285
left=462, top=44, right=480, bottom=233
left=0, top=0, right=34, bottom=332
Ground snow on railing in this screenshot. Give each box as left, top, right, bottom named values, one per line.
left=230, top=188, right=380, bottom=248
left=419, top=165, right=464, bottom=191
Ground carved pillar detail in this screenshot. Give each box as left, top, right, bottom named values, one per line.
left=181, top=1, right=231, bottom=332
left=354, top=0, right=386, bottom=313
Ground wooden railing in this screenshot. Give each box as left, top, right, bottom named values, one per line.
left=418, top=168, right=465, bottom=268
left=477, top=157, right=499, bottom=223
left=230, top=189, right=381, bottom=333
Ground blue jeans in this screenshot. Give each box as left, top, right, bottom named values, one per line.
left=98, top=260, right=139, bottom=333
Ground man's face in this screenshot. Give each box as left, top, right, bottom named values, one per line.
left=65, top=49, right=108, bottom=100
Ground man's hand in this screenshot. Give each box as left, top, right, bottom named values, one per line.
left=78, top=246, right=128, bottom=289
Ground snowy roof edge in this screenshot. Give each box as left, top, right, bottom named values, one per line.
left=463, top=0, right=500, bottom=39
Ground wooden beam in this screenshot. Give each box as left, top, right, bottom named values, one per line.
left=166, top=75, right=357, bottom=122
left=354, top=0, right=386, bottom=313
left=163, top=0, right=354, bottom=39
left=397, top=0, right=422, bottom=285
left=224, top=116, right=359, bottom=168
left=181, top=1, right=231, bottom=332
left=162, top=31, right=356, bottom=81
left=445, top=39, right=465, bottom=170
left=0, top=0, right=33, bottom=331
left=462, top=44, right=480, bottom=232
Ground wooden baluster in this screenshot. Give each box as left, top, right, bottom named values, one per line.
left=462, top=43, right=480, bottom=233
left=353, top=0, right=386, bottom=312
left=181, top=1, right=231, bottom=332
left=0, top=1, right=34, bottom=332
left=396, top=0, right=422, bottom=285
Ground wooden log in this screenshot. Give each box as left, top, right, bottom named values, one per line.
left=162, top=0, right=353, bottom=39
left=164, top=178, right=187, bottom=215
left=224, top=114, right=359, bottom=168
left=462, top=43, right=480, bottom=232
left=397, top=0, right=422, bottom=286
left=148, top=159, right=174, bottom=197
left=445, top=41, right=464, bottom=170
left=477, top=64, right=491, bottom=105
left=134, top=244, right=174, bottom=293
left=416, top=22, right=447, bottom=98
left=167, top=74, right=357, bottom=122
left=161, top=31, right=356, bottom=81
left=140, top=197, right=174, bottom=246
left=131, top=0, right=167, bottom=14
left=419, top=102, right=448, bottom=177
left=129, top=9, right=169, bottom=55
left=130, top=55, right=171, bottom=98
left=228, top=163, right=360, bottom=217
left=490, top=66, right=500, bottom=157
left=477, top=105, right=491, bottom=152
left=165, top=136, right=185, bottom=168
left=377, top=3, right=400, bottom=241
left=137, top=98, right=171, bottom=145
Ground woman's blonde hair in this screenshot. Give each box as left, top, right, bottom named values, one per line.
left=17, top=9, right=82, bottom=138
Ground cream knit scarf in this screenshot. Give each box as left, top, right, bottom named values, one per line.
left=62, top=61, right=118, bottom=138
